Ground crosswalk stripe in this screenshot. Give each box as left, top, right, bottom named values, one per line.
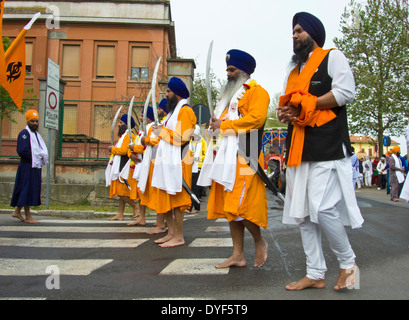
left=0, top=237, right=149, bottom=248
left=159, top=259, right=229, bottom=275
left=0, top=258, right=113, bottom=276
left=205, top=226, right=230, bottom=233
left=189, top=238, right=232, bottom=247
left=0, top=226, right=151, bottom=233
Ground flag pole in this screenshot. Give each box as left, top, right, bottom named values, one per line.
left=5, top=12, right=40, bottom=60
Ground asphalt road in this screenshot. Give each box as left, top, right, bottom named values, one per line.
left=0, top=188, right=408, bottom=303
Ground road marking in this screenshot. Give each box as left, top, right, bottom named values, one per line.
left=0, top=258, right=113, bottom=276
left=205, top=226, right=230, bottom=233
left=0, top=237, right=149, bottom=248
left=159, top=259, right=229, bottom=275
left=0, top=226, right=151, bottom=233
left=189, top=238, right=232, bottom=247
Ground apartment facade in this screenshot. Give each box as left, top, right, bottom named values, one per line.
left=1, top=0, right=195, bottom=155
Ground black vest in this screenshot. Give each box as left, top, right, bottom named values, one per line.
left=285, top=54, right=353, bottom=163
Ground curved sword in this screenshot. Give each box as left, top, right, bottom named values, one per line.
left=151, top=57, right=162, bottom=126
left=206, top=41, right=214, bottom=118
left=127, top=96, right=135, bottom=143
left=142, top=89, right=153, bottom=136
left=111, top=105, right=124, bottom=146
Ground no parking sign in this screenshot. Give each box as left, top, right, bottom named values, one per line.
left=44, top=58, right=60, bottom=130
left=45, top=86, right=59, bottom=130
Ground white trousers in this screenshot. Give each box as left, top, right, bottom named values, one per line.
left=299, top=168, right=356, bottom=280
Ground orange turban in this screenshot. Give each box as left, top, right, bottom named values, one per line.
left=392, top=146, right=401, bottom=153
left=25, top=110, right=39, bottom=122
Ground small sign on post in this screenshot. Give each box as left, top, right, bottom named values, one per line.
left=44, top=58, right=59, bottom=131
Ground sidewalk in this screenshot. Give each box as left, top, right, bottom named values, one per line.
left=355, top=186, right=409, bottom=208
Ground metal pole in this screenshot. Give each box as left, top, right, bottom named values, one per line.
left=46, top=129, right=51, bottom=209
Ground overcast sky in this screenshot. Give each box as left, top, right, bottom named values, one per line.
left=171, top=0, right=351, bottom=95
left=171, top=0, right=408, bottom=154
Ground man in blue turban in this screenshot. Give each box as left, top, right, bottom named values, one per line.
left=225, top=49, right=256, bottom=76
left=291, top=12, right=326, bottom=66
left=278, top=12, right=363, bottom=291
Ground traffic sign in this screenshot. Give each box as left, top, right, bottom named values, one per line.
left=45, top=86, right=59, bottom=130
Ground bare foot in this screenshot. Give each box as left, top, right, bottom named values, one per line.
left=154, top=234, right=173, bottom=244
left=147, top=226, right=167, bottom=235
left=127, top=218, right=146, bottom=226
left=334, top=264, right=357, bottom=290
left=286, top=277, right=326, bottom=291
left=108, top=214, right=124, bottom=221
left=159, top=237, right=185, bottom=248
left=11, top=211, right=25, bottom=222
left=215, top=255, right=247, bottom=269
left=24, top=217, right=40, bottom=224
left=254, top=238, right=268, bottom=268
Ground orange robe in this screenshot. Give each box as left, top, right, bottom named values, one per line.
left=150, top=106, right=197, bottom=214
left=207, top=84, right=270, bottom=229
left=109, top=133, right=134, bottom=198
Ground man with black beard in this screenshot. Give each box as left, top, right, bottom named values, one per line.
left=198, top=49, right=270, bottom=269
left=277, top=12, right=363, bottom=291
left=11, top=110, right=48, bottom=224
left=106, top=113, right=138, bottom=220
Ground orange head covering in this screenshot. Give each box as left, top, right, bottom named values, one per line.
left=25, top=110, right=39, bottom=122
left=392, top=146, right=401, bottom=153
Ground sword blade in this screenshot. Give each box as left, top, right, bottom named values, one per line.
left=127, top=96, right=135, bottom=142
left=142, top=89, right=153, bottom=136
left=111, top=105, right=124, bottom=146
left=206, top=41, right=214, bottom=118
left=151, top=57, right=162, bottom=126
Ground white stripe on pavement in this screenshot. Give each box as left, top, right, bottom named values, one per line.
left=0, top=226, right=151, bottom=233
left=189, top=238, right=233, bottom=247
left=0, top=237, right=149, bottom=248
left=159, top=259, right=229, bottom=275
left=0, top=258, right=113, bottom=276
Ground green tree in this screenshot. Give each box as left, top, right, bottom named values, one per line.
left=191, top=72, right=221, bottom=121
left=334, top=0, right=409, bottom=155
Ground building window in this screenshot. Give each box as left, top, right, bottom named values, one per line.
left=93, top=105, right=113, bottom=141
left=62, top=44, right=81, bottom=78
left=63, top=104, right=78, bottom=134
left=96, top=45, right=115, bottom=79
left=130, top=47, right=149, bottom=80
left=25, top=42, right=33, bottom=76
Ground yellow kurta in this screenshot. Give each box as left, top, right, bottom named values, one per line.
left=151, top=106, right=197, bottom=214
left=207, top=84, right=270, bottom=229
left=109, top=133, right=134, bottom=198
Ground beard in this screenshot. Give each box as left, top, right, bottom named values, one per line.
left=291, top=36, right=315, bottom=66
left=215, top=71, right=249, bottom=116
left=166, top=95, right=179, bottom=114
left=118, top=124, right=127, bottom=136
left=28, top=123, right=38, bottom=132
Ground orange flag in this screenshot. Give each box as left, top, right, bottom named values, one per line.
left=0, top=0, right=9, bottom=90
left=2, top=12, right=40, bottom=110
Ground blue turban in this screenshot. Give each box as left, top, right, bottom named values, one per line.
left=159, top=98, right=168, bottom=114
left=142, top=106, right=155, bottom=122
left=120, top=114, right=136, bottom=129
left=226, top=49, right=256, bottom=75
left=293, top=12, right=326, bottom=48
left=168, top=77, right=190, bottom=99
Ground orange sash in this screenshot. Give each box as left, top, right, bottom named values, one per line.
left=279, top=47, right=336, bottom=167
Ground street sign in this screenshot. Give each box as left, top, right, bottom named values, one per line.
left=47, top=58, right=60, bottom=91
left=45, top=86, right=59, bottom=130
left=383, top=136, right=391, bottom=147
left=192, top=104, right=211, bottom=125
left=45, top=58, right=60, bottom=131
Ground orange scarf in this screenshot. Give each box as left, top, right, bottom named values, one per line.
left=279, top=47, right=336, bottom=167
